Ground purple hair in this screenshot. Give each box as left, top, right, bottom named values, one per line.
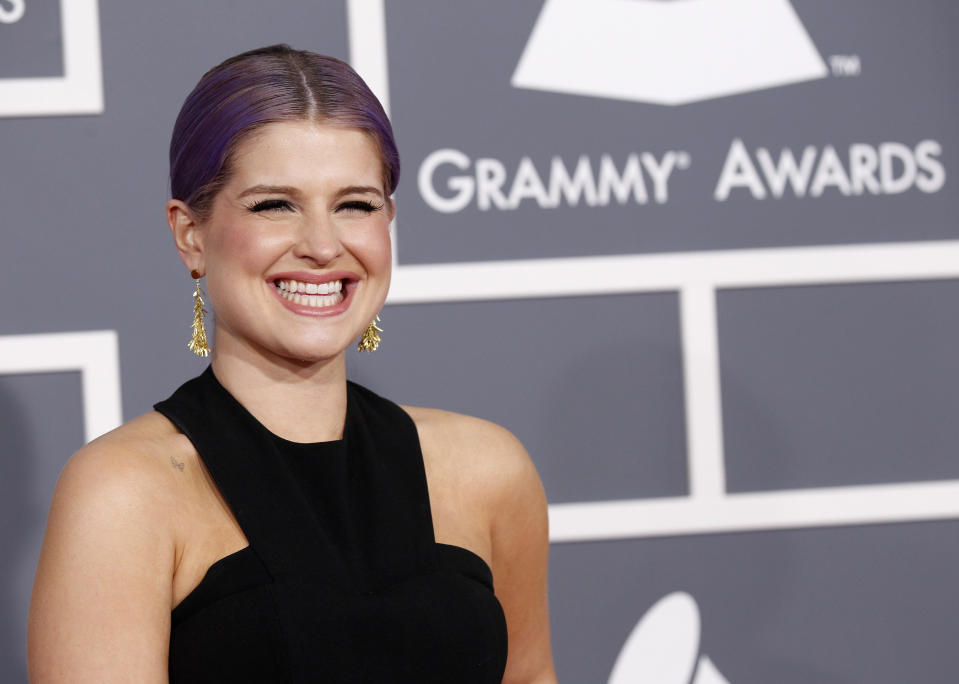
left=170, top=45, right=399, bottom=219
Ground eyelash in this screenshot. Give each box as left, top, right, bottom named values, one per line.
left=244, top=199, right=384, bottom=214
left=338, top=200, right=384, bottom=215
left=246, top=198, right=291, bottom=213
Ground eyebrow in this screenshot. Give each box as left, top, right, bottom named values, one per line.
left=332, top=185, right=385, bottom=200
left=236, top=184, right=384, bottom=200
left=237, top=185, right=301, bottom=199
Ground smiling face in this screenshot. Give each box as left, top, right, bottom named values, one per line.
left=172, top=120, right=394, bottom=367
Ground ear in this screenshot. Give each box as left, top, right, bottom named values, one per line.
left=167, top=199, right=205, bottom=275
left=386, top=197, right=397, bottom=222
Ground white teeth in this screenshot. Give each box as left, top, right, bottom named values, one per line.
left=275, top=280, right=345, bottom=309
left=275, top=279, right=343, bottom=294
left=318, top=280, right=343, bottom=295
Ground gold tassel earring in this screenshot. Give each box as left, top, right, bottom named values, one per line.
left=357, top=314, right=383, bottom=352
left=188, top=270, right=211, bottom=357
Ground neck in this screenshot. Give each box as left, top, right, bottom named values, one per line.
left=210, top=341, right=349, bottom=444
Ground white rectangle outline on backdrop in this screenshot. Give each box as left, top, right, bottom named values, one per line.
left=0, top=331, right=122, bottom=444
left=0, top=0, right=104, bottom=117
left=348, top=0, right=959, bottom=542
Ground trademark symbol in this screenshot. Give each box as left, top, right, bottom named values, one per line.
left=676, top=152, right=691, bottom=169
left=829, top=54, right=861, bottom=77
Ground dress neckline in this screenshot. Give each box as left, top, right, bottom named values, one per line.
left=205, top=366, right=348, bottom=452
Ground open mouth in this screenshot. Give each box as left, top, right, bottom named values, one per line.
left=273, top=278, right=347, bottom=309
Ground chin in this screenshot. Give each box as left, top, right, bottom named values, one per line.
left=273, top=339, right=353, bottom=365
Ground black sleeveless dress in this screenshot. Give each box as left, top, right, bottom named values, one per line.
left=154, top=368, right=508, bottom=683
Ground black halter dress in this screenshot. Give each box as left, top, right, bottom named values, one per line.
left=154, top=368, right=508, bottom=683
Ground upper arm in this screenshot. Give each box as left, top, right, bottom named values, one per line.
left=28, top=440, right=176, bottom=683
left=473, top=423, right=556, bottom=683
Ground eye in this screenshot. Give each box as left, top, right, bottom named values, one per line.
left=246, top=198, right=293, bottom=213
left=337, top=200, right=384, bottom=215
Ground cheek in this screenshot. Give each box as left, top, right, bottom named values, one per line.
left=349, top=222, right=393, bottom=273
left=371, top=230, right=393, bottom=271
left=206, top=223, right=284, bottom=272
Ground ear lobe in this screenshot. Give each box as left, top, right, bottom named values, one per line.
left=167, top=199, right=204, bottom=274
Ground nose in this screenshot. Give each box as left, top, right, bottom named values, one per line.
left=292, top=213, right=343, bottom=265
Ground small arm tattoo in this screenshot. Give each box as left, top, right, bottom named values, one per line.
left=170, top=454, right=185, bottom=472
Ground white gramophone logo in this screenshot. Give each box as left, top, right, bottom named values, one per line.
left=512, top=0, right=828, bottom=105
left=609, top=592, right=730, bottom=684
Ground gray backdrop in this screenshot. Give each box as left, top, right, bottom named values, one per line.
left=2, top=1, right=958, bottom=681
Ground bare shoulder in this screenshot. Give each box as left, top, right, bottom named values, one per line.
left=403, top=406, right=529, bottom=465
left=40, top=411, right=193, bottom=573
left=59, top=410, right=192, bottom=507
left=403, top=405, right=540, bottom=497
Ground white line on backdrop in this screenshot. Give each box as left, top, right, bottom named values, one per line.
left=0, top=331, right=122, bottom=443
left=0, top=0, right=103, bottom=117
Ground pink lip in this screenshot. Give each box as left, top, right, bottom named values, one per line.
left=268, top=270, right=360, bottom=317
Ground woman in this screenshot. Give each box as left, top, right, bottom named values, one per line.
left=28, top=45, right=555, bottom=683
